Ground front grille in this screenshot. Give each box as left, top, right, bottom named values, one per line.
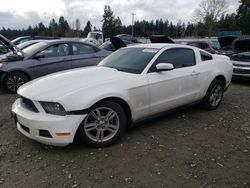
left=21, top=97, right=39, bottom=113
left=20, top=124, right=30, bottom=134
left=233, top=63, right=250, bottom=67
left=233, top=68, right=250, bottom=74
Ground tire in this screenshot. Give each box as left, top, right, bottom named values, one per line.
left=77, top=100, right=127, bottom=148
left=202, top=79, right=224, bottom=110
left=3, top=72, right=29, bottom=94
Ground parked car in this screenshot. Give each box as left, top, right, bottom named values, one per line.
left=116, top=34, right=139, bottom=43
left=1, top=40, right=44, bottom=55
left=175, top=40, right=215, bottom=54
left=11, top=36, right=58, bottom=45
left=0, top=34, right=111, bottom=93
left=203, top=37, right=221, bottom=50
left=186, top=41, right=216, bottom=54
left=231, top=38, right=250, bottom=78
left=16, top=40, right=44, bottom=50
left=100, top=38, right=135, bottom=51
left=217, top=36, right=238, bottom=56
left=150, top=35, right=174, bottom=44
left=12, top=43, right=233, bottom=147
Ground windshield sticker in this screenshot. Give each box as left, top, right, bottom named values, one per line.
left=142, top=49, right=159, bottom=53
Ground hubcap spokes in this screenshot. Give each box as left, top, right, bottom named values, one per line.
left=84, top=107, right=120, bottom=142
left=6, top=76, right=25, bottom=92
left=210, top=84, right=223, bottom=107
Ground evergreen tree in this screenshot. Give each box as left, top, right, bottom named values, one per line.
left=102, top=5, right=117, bottom=38
left=83, top=21, right=92, bottom=37
left=236, top=0, right=250, bottom=34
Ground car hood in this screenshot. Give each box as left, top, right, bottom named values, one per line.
left=233, top=39, right=250, bottom=53
left=218, top=36, right=238, bottom=49
left=0, top=34, right=24, bottom=57
left=18, top=66, right=132, bottom=101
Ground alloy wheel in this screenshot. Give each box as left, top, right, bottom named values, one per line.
left=209, top=84, right=223, bottom=107
left=84, top=107, right=120, bottom=142
left=6, top=76, right=25, bottom=93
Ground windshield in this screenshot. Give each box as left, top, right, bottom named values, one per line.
left=17, top=41, right=38, bottom=50
left=22, top=41, right=47, bottom=55
left=98, top=48, right=158, bottom=74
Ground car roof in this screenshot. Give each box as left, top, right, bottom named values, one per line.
left=39, top=39, right=98, bottom=47
left=125, top=43, right=195, bottom=50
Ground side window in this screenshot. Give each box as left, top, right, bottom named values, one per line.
left=72, top=43, right=97, bottom=55
left=39, top=43, right=69, bottom=58
left=154, top=48, right=196, bottom=69
left=200, top=51, right=213, bottom=61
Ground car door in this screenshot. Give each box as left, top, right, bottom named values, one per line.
left=70, top=42, right=101, bottom=69
left=147, top=48, right=200, bottom=115
left=33, top=43, right=71, bottom=78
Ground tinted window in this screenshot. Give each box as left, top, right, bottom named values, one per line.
left=72, top=43, right=97, bottom=55
left=39, top=43, right=69, bottom=58
left=200, top=51, right=212, bottom=61
left=154, top=48, right=196, bottom=69
left=99, top=48, right=158, bottom=74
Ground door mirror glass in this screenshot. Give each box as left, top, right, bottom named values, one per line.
left=156, top=63, right=174, bottom=71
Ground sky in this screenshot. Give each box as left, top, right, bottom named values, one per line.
left=0, top=0, right=240, bottom=30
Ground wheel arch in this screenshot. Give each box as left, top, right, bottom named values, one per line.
left=2, top=70, right=31, bottom=83
left=91, top=97, right=132, bottom=128
left=213, top=75, right=226, bottom=88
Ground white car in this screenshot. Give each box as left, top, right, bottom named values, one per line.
left=12, top=44, right=233, bottom=147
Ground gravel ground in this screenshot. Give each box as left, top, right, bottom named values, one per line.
left=0, top=80, right=250, bottom=188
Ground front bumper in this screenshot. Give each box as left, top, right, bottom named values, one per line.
left=12, top=98, right=86, bottom=146
left=232, top=60, right=250, bottom=78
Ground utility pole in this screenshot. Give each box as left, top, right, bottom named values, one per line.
left=131, top=13, right=136, bottom=36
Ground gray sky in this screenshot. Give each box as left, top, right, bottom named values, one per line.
left=0, top=0, right=240, bottom=29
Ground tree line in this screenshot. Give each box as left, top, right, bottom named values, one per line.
left=0, top=0, right=249, bottom=40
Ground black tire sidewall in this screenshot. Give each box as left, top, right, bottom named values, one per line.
left=77, top=100, right=127, bottom=148
left=3, top=72, right=29, bottom=94
left=203, top=79, right=224, bottom=110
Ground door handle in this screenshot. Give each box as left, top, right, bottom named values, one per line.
left=191, top=71, right=200, bottom=76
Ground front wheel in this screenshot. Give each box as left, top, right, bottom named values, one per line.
left=3, top=72, right=29, bottom=94
left=77, top=100, right=127, bottom=147
left=203, top=79, right=224, bottom=110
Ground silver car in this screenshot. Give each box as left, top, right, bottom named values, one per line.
left=231, top=38, right=250, bottom=78
left=0, top=35, right=111, bottom=93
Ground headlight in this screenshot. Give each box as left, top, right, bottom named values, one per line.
left=40, top=102, right=66, bottom=116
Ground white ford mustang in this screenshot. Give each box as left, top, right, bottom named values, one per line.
left=12, top=44, right=233, bottom=147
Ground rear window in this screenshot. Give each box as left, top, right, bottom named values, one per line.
left=200, top=51, right=213, bottom=61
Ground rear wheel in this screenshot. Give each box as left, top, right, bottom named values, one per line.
left=203, top=79, right=224, bottom=110
left=3, top=72, right=29, bottom=94
left=77, top=100, right=127, bottom=147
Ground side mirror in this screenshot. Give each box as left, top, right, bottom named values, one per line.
left=33, top=53, right=45, bottom=59
left=156, top=63, right=174, bottom=72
